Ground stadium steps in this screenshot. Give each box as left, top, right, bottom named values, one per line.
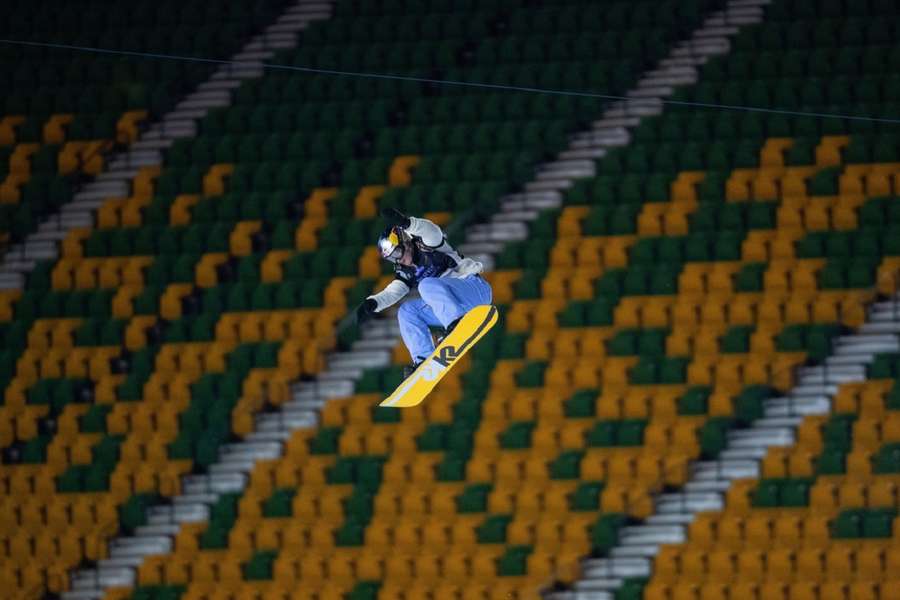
left=523, top=1, right=778, bottom=597
left=0, top=0, right=331, bottom=293
left=460, top=0, right=770, bottom=267
left=550, top=292, right=900, bottom=599
left=55, top=2, right=336, bottom=598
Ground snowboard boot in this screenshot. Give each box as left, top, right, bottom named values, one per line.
left=403, top=359, right=426, bottom=379
left=403, top=316, right=464, bottom=380
left=435, top=316, right=462, bottom=345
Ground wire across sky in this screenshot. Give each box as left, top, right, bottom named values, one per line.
left=2, top=37, right=899, bottom=126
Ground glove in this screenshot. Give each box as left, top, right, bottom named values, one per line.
left=356, top=298, right=378, bottom=325
left=381, top=207, right=410, bottom=229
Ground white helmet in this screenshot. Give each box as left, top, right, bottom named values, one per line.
left=378, top=226, right=410, bottom=263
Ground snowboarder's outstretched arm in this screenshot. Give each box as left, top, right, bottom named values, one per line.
left=367, top=278, right=411, bottom=312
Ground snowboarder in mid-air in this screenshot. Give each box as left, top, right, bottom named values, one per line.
left=356, top=208, right=493, bottom=378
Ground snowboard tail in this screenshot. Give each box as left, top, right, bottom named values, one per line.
left=380, top=304, right=498, bottom=408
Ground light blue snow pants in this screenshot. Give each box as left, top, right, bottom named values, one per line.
left=398, top=275, right=493, bottom=364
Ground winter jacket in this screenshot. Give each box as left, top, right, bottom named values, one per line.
left=367, top=216, right=483, bottom=312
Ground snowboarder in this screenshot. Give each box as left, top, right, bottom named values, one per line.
left=356, top=208, right=492, bottom=376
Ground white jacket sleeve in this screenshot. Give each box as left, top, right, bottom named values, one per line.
left=367, top=279, right=410, bottom=312
left=405, top=216, right=444, bottom=247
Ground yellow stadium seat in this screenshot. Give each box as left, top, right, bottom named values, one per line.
left=855, top=546, right=883, bottom=582
left=788, top=450, right=816, bottom=477
left=400, top=554, right=439, bottom=584
left=825, top=546, right=854, bottom=582
left=881, top=413, right=900, bottom=443
left=426, top=583, right=458, bottom=600
left=258, top=519, right=294, bottom=552
left=648, top=392, right=678, bottom=424
left=671, top=581, right=700, bottom=600
left=861, top=383, right=891, bottom=417
left=441, top=551, right=471, bottom=585
left=262, top=312, right=293, bottom=342
left=257, top=250, right=293, bottom=283
left=219, top=558, right=244, bottom=584
left=763, top=448, right=789, bottom=478
left=717, top=514, right=744, bottom=549
left=796, top=417, right=826, bottom=453
left=881, top=548, right=900, bottom=584
left=415, top=513, right=455, bottom=548
left=602, top=236, right=634, bottom=267
left=770, top=514, right=801, bottom=550
left=572, top=238, right=602, bottom=268
left=848, top=583, right=878, bottom=600
left=271, top=556, right=299, bottom=586
left=680, top=549, right=708, bottom=584
left=405, top=583, right=438, bottom=600
left=845, top=452, right=872, bottom=481
left=483, top=270, right=521, bottom=305
left=506, top=517, right=536, bottom=547
left=698, top=573, right=728, bottom=600
left=235, top=313, right=265, bottom=343
left=383, top=457, right=413, bottom=485
left=643, top=582, right=670, bottom=600
left=868, top=479, right=897, bottom=507
left=470, top=551, right=497, bottom=584
left=834, top=383, right=863, bottom=415
left=637, top=203, right=667, bottom=236
left=662, top=205, right=691, bottom=236
left=686, top=513, right=716, bottom=551
left=51, top=259, right=77, bottom=290
left=532, top=517, right=565, bottom=551
left=701, top=550, right=732, bottom=584
left=742, top=513, right=772, bottom=550
left=810, top=480, right=839, bottom=512
left=362, top=425, right=395, bottom=456
left=762, top=549, right=793, bottom=584
left=802, top=516, right=831, bottom=548
left=731, top=550, right=763, bottom=582
left=789, top=582, right=819, bottom=600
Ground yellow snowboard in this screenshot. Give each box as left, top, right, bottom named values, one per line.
left=380, top=304, right=499, bottom=408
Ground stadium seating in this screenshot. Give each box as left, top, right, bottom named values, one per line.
left=591, top=0, right=900, bottom=598
left=0, top=0, right=292, bottom=248
left=69, top=0, right=728, bottom=599
left=7, top=0, right=900, bottom=598
left=0, top=0, right=299, bottom=596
